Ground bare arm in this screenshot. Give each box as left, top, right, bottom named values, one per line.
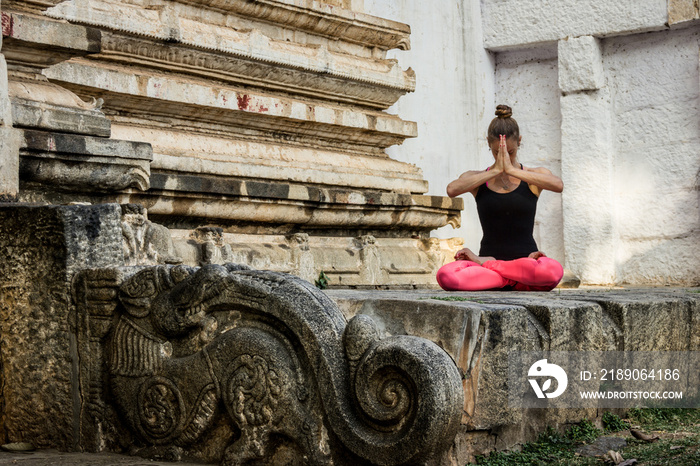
left=447, top=135, right=564, bottom=197
left=447, top=136, right=510, bottom=197
left=446, top=169, right=500, bottom=197
left=506, top=165, right=564, bottom=194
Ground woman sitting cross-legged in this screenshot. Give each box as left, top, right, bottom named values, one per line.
left=437, top=105, right=565, bottom=291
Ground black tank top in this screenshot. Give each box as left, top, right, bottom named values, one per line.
left=475, top=178, right=539, bottom=261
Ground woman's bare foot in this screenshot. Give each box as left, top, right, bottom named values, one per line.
left=528, top=251, right=547, bottom=260
left=454, top=248, right=495, bottom=264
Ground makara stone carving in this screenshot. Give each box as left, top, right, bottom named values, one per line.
left=75, top=263, right=463, bottom=465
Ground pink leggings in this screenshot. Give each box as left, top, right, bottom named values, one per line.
left=436, top=257, right=564, bottom=291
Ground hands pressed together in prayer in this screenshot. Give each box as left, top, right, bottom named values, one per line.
left=491, top=134, right=516, bottom=176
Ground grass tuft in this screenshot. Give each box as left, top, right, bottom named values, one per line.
left=476, top=409, right=700, bottom=465
left=602, top=411, right=629, bottom=433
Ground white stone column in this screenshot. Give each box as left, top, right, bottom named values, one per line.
left=559, top=36, right=616, bottom=284
left=0, top=2, right=20, bottom=201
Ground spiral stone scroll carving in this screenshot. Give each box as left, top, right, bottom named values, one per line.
left=107, top=264, right=463, bottom=465
left=344, top=315, right=464, bottom=464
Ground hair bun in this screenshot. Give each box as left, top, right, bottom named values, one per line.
left=495, top=105, right=513, bottom=119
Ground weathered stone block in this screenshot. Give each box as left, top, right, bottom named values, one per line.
left=558, top=36, right=604, bottom=93
left=72, top=265, right=464, bottom=465
left=0, top=126, right=20, bottom=201
left=482, top=0, right=668, bottom=50
left=11, top=98, right=111, bottom=137
left=560, top=89, right=615, bottom=284
left=1, top=12, right=100, bottom=69
left=327, top=288, right=700, bottom=462
left=0, top=204, right=123, bottom=449
left=19, top=129, right=152, bottom=192
left=668, top=0, right=700, bottom=24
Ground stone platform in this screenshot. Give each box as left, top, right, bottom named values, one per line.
left=327, top=287, right=699, bottom=463
left=1, top=284, right=696, bottom=465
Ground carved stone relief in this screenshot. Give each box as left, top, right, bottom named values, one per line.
left=192, top=226, right=234, bottom=266
left=121, top=204, right=181, bottom=266
left=74, top=263, right=464, bottom=464
left=93, top=32, right=413, bottom=109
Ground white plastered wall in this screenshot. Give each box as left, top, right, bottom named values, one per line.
left=605, top=27, right=700, bottom=285
left=363, top=0, right=496, bottom=253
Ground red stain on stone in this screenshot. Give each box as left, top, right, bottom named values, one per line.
left=2, top=13, right=13, bottom=37
left=237, top=94, right=250, bottom=110
left=258, top=105, right=268, bottom=112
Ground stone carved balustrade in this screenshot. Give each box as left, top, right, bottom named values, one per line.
left=72, top=263, right=464, bottom=464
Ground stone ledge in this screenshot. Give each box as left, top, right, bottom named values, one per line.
left=482, top=0, right=668, bottom=51
left=19, top=129, right=152, bottom=192
left=21, top=129, right=152, bottom=160
left=115, top=177, right=462, bottom=233
left=327, top=287, right=700, bottom=462
left=1, top=12, right=100, bottom=69
left=93, top=32, right=414, bottom=109
left=47, top=0, right=411, bottom=51
left=11, top=97, right=111, bottom=137
left=177, top=0, right=412, bottom=50
left=132, top=135, right=430, bottom=194
left=45, top=61, right=418, bottom=150
left=150, top=172, right=460, bottom=208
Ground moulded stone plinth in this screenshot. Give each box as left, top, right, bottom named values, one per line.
left=45, top=60, right=417, bottom=150
left=32, top=0, right=462, bottom=285
left=119, top=176, right=462, bottom=234
left=106, top=125, right=429, bottom=195
left=169, top=229, right=462, bottom=288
